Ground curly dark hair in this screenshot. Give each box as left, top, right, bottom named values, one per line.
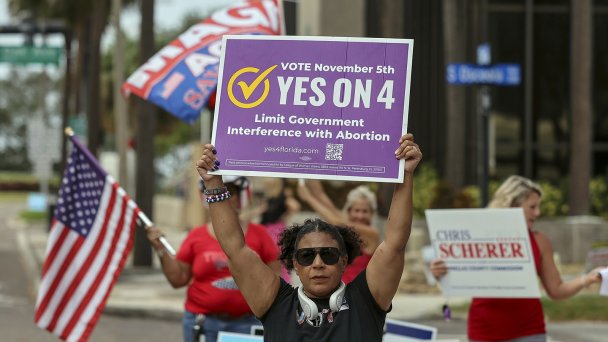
left=278, top=218, right=362, bottom=270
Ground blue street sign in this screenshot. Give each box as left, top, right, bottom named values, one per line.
left=446, top=63, right=521, bottom=86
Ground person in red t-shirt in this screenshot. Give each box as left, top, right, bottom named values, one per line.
left=297, top=180, right=380, bottom=283
left=430, top=175, right=605, bottom=342
left=147, top=176, right=280, bottom=342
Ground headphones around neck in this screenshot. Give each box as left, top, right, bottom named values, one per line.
left=297, top=282, right=346, bottom=320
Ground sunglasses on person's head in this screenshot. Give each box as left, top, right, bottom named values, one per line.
left=294, top=247, right=342, bottom=266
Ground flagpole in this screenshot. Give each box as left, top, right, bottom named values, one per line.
left=64, top=127, right=176, bottom=256
left=136, top=211, right=176, bottom=256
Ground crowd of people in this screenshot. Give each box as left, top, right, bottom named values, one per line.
left=145, top=136, right=605, bottom=342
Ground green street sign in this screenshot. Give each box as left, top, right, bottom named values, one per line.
left=0, top=46, right=62, bottom=65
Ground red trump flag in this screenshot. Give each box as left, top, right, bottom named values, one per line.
left=34, top=135, right=139, bottom=341
left=122, top=0, right=284, bottom=123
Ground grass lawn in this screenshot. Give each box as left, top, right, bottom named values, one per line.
left=542, top=294, right=608, bottom=321
left=0, top=191, right=48, bottom=222
left=0, top=191, right=28, bottom=203
left=450, top=293, right=608, bottom=321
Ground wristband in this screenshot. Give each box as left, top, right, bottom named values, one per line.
left=206, top=190, right=231, bottom=203
left=204, top=186, right=228, bottom=196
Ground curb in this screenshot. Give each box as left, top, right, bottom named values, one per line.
left=15, top=218, right=42, bottom=300
left=103, top=305, right=182, bottom=321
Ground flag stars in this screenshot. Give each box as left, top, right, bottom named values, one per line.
left=56, top=147, right=109, bottom=234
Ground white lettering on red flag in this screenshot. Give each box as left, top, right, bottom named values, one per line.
left=121, top=0, right=284, bottom=123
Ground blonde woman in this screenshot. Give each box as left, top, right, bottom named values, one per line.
left=430, top=175, right=605, bottom=342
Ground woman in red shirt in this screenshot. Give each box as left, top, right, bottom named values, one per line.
left=431, top=175, right=604, bottom=342
left=297, top=180, right=380, bottom=283
left=147, top=176, right=280, bottom=342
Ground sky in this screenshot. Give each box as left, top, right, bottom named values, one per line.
left=0, top=0, right=236, bottom=51
left=0, top=0, right=235, bottom=76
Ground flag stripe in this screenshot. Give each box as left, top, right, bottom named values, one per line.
left=59, top=185, right=127, bottom=337
left=36, top=180, right=115, bottom=329
left=71, top=201, right=139, bottom=336
left=46, top=184, right=120, bottom=333
left=35, top=232, right=85, bottom=325
left=40, top=220, right=67, bottom=278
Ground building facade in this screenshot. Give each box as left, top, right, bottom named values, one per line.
left=292, top=0, right=608, bottom=196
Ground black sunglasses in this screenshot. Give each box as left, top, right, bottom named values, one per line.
left=294, top=247, right=342, bottom=266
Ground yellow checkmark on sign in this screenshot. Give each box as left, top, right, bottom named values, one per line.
left=227, top=65, right=278, bottom=109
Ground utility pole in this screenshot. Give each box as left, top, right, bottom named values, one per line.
left=112, top=0, right=129, bottom=188
left=133, top=0, right=156, bottom=267
left=568, top=0, right=593, bottom=215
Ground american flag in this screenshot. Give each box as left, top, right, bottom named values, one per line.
left=34, top=135, right=140, bottom=341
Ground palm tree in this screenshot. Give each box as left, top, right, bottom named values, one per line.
left=9, top=0, right=139, bottom=159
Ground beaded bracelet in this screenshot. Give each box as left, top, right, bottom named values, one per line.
left=206, top=190, right=231, bottom=203
left=204, top=186, right=228, bottom=196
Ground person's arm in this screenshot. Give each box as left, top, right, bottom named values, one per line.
left=297, top=180, right=345, bottom=225
left=267, top=260, right=282, bottom=275
left=298, top=180, right=380, bottom=253
left=305, top=179, right=341, bottom=213
left=535, top=231, right=603, bottom=299
left=146, top=227, right=192, bottom=288
left=196, top=144, right=280, bottom=317
left=366, top=134, right=422, bottom=310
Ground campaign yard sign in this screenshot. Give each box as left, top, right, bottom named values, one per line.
left=211, top=35, right=414, bottom=183
left=425, top=208, right=541, bottom=298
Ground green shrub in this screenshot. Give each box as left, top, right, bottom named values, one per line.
left=590, top=176, right=608, bottom=219
left=462, top=185, right=481, bottom=208
left=538, top=181, right=568, bottom=217
left=412, top=164, right=439, bottom=218
left=20, top=210, right=47, bottom=221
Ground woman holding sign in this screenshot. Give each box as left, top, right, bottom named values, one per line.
left=297, top=180, right=380, bottom=284
left=430, top=175, right=605, bottom=342
left=195, top=134, right=422, bottom=341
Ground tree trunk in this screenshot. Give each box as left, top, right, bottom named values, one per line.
left=568, top=0, right=592, bottom=215
left=377, top=0, right=403, bottom=38
left=133, top=0, right=156, bottom=267
left=86, top=0, right=106, bottom=157
left=443, top=0, right=467, bottom=189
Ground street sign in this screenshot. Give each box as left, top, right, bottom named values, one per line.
left=446, top=63, right=521, bottom=86
left=27, top=117, right=61, bottom=180
left=0, top=45, right=62, bottom=65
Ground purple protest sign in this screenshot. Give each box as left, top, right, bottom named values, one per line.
left=211, top=36, right=413, bottom=183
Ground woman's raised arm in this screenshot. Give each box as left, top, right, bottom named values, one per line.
left=196, top=144, right=280, bottom=317
left=366, top=134, right=422, bottom=310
